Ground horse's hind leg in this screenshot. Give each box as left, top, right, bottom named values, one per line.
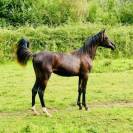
left=31, top=80, right=39, bottom=115
left=38, top=72, right=52, bottom=116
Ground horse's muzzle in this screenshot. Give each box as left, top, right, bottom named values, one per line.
left=111, top=42, right=116, bottom=50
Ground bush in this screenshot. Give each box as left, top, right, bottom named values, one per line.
left=0, top=0, right=88, bottom=26
left=0, top=0, right=133, bottom=26
left=0, top=24, right=133, bottom=62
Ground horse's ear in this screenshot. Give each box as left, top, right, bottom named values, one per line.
left=101, top=29, right=105, bottom=33
left=99, top=29, right=105, bottom=35
left=99, top=29, right=105, bottom=41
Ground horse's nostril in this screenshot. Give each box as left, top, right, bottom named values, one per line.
left=113, top=44, right=116, bottom=49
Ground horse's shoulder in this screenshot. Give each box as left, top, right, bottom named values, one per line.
left=80, top=55, right=93, bottom=70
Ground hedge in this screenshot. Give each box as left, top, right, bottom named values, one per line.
left=0, top=23, right=133, bottom=62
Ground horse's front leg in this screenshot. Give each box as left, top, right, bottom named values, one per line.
left=82, top=74, right=89, bottom=111
left=77, top=76, right=82, bottom=110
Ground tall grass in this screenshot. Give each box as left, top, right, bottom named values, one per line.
left=0, top=24, right=133, bottom=62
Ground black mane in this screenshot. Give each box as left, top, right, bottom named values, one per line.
left=77, top=32, right=101, bottom=54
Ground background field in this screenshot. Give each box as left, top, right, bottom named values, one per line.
left=0, top=62, right=133, bottom=133
left=0, top=0, right=133, bottom=133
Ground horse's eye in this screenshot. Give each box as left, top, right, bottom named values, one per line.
left=105, top=37, right=108, bottom=40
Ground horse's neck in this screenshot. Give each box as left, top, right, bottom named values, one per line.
left=87, top=43, right=98, bottom=60
left=72, top=39, right=98, bottom=60
left=78, top=39, right=98, bottom=60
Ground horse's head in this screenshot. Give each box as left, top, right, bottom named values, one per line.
left=18, top=38, right=29, bottom=49
left=98, top=29, right=116, bottom=50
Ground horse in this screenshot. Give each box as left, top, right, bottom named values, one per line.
left=16, top=29, right=116, bottom=116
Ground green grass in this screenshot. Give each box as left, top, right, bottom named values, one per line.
left=0, top=60, right=133, bottom=133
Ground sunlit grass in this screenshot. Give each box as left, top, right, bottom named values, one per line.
left=0, top=61, right=133, bottom=133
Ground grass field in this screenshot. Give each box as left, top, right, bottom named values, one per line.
left=0, top=60, right=133, bottom=133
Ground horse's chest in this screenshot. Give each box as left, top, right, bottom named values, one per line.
left=81, top=58, right=92, bottom=72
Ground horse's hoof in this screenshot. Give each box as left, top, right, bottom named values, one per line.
left=42, top=107, right=52, bottom=117
left=46, top=112, right=52, bottom=117
left=43, top=111, right=52, bottom=117
left=79, top=106, right=82, bottom=110
left=31, top=109, right=40, bottom=115
left=31, top=106, right=40, bottom=115
left=85, top=106, right=90, bottom=111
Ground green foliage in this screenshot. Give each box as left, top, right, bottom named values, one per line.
left=0, top=0, right=88, bottom=26
left=87, top=0, right=133, bottom=25
left=0, top=24, right=133, bottom=61
left=119, top=1, right=133, bottom=24
left=0, top=0, right=133, bottom=26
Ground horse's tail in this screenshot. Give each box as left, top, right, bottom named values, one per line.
left=16, top=38, right=33, bottom=66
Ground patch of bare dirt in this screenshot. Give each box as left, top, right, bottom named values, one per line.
left=89, top=101, right=133, bottom=108
left=0, top=101, right=132, bottom=117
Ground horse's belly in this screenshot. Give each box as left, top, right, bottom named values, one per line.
left=53, top=70, right=78, bottom=76
left=53, top=54, right=80, bottom=76
left=53, top=65, right=79, bottom=76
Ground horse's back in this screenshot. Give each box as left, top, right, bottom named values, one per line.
left=32, top=51, right=81, bottom=76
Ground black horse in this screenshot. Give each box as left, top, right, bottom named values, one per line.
left=16, top=29, right=116, bottom=116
